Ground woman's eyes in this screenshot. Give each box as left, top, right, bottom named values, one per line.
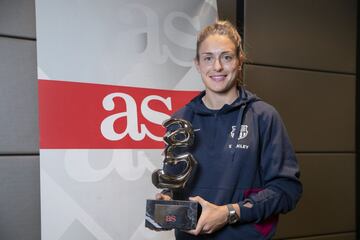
left=201, top=54, right=235, bottom=64
left=222, top=55, right=233, bottom=62
left=203, top=56, right=213, bottom=62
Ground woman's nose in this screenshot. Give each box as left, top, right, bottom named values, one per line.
left=213, top=58, right=223, bottom=71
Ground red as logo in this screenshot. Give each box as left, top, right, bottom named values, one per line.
left=165, top=215, right=176, bottom=223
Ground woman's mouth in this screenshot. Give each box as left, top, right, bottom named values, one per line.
left=210, top=75, right=227, bottom=82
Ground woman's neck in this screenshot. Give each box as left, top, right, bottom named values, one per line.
left=202, top=88, right=239, bottom=110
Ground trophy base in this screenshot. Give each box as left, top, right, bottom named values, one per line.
left=145, top=199, right=199, bottom=231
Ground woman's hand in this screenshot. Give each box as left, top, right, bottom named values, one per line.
left=186, top=196, right=229, bottom=235
left=155, top=192, right=172, bottom=201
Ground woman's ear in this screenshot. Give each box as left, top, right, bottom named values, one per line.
left=238, top=59, right=243, bottom=71
left=238, top=54, right=245, bottom=71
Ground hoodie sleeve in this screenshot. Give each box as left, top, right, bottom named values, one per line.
left=238, top=105, right=302, bottom=224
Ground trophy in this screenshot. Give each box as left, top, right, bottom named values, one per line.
left=145, top=118, right=198, bottom=230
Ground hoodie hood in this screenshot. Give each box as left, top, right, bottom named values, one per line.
left=186, top=87, right=261, bottom=116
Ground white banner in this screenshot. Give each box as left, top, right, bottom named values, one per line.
left=36, top=1, right=217, bottom=239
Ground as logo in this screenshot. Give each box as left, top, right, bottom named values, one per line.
left=165, top=215, right=176, bottom=223
left=101, top=93, right=171, bottom=142
left=38, top=80, right=199, bottom=149
left=230, top=125, right=248, bottom=140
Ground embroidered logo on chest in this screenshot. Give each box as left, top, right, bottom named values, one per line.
left=230, top=125, right=248, bottom=140
left=229, top=125, right=249, bottom=149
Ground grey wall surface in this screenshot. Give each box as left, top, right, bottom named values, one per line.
left=0, top=0, right=40, bottom=239
left=243, top=0, right=357, bottom=239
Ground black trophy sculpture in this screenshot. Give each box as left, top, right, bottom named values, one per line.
left=145, top=118, right=198, bottom=230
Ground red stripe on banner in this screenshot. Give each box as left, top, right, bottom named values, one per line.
left=39, top=80, right=199, bottom=149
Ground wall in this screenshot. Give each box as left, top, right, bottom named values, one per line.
left=0, top=0, right=40, bottom=239
left=243, top=0, right=357, bottom=239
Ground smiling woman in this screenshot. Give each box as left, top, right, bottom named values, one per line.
left=156, top=20, right=302, bottom=240
left=195, top=34, right=240, bottom=109
left=194, top=21, right=246, bottom=110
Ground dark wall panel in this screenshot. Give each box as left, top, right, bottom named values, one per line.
left=244, top=64, right=355, bottom=152
left=217, top=0, right=237, bottom=25
left=244, top=0, right=357, bottom=73
left=0, top=0, right=36, bottom=38
left=0, top=156, right=40, bottom=240
left=274, top=154, right=355, bottom=239
left=0, top=37, right=39, bottom=154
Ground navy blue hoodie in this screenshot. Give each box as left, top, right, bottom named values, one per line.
left=171, top=87, right=302, bottom=240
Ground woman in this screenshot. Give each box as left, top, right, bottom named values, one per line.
left=157, top=20, right=302, bottom=240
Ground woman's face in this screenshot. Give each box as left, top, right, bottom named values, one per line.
left=195, top=34, right=240, bottom=95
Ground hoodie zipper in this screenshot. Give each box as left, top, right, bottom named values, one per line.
left=210, top=111, right=218, bottom=150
